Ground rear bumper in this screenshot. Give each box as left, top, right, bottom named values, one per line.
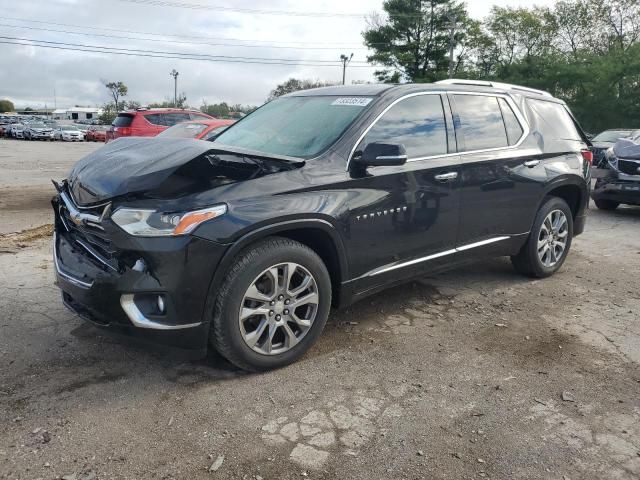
left=591, top=178, right=640, bottom=206
left=52, top=198, right=227, bottom=356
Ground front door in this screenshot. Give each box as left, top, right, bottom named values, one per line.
left=344, top=93, right=462, bottom=290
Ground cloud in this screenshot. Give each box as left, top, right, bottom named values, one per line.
left=0, top=0, right=556, bottom=109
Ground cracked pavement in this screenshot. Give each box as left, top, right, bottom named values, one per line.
left=1, top=139, right=640, bottom=479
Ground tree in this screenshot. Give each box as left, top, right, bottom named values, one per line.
left=363, top=0, right=472, bottom=82
left=0, top=99, right=14, bottom=112
left=267, top=78, right=334, bottom=101
left=149, top=93, right=188, bottom=109
left=104, top=81, right=128, bottom=111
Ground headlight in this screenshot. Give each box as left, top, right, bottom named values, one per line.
left=111, top=204, right=227, bottom=237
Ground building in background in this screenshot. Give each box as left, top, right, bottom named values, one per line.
left=52, top=107, right=103, bottom=121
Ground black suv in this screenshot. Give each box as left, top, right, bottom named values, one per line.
left=53, top=80, right=591, bottom=371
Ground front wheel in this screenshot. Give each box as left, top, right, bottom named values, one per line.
left=210, top=237, right=332, bottom=371
left=511, top=197, right=573, bottom=278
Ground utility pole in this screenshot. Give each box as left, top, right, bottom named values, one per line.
left=340, top=53, right=353, bottom=85
left=170, top=69, right=179, bottom=107
left=447, top=14, right=458, bottom=79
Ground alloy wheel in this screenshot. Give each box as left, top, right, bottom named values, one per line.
left=537, top=209, right=569, bottom=267
left=238, top=262, right=319, bottom=355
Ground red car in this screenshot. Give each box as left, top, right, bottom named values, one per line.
left=85, top=125, right=108, bottom=142
left=106, top=108, right=213, bottom=141
left=156, top=118, right=235, bottom=141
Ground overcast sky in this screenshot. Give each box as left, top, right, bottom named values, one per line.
left=0, top=0, right=555, bottom=109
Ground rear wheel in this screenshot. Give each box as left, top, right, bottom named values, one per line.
left=210, top=237, right=331, bottom=371
left=511, top=197, right=573, bottom=278
left=594, top=199, right=619, bottom=210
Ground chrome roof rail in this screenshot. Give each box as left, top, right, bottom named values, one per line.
left=435, top=79, right=552, bottom=97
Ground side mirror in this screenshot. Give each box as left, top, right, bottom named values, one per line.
left=353, top=142, right=408, bottom=168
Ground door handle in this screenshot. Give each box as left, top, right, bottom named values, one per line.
left=434, top=172, right=458, bottom=182
left=524, top=160, right=540, bottom=168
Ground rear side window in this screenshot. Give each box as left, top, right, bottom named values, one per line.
left=145, top=113, right=165, bottom=125
left=498, top=98, right=524, bottom=145
left=453, top=95, right=508, bottom=151
left=360, top=94, right=448, bottom=158
left=112, top=114, right=133, bottom=127
left=144, top=113, right=190, bottom=126
left=527, top=99, right=582, bottom=141
left=164, top=113, right=191, bottom=126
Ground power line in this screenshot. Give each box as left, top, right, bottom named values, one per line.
left=0, top=21, right=372, bottom=51
left=3, top=16, right=378, bottom=47
left=0, top=37, right=379, bottom=68
left=0, top=35, right=371, bottom=64
left=113, top=0, right=424, bottom=18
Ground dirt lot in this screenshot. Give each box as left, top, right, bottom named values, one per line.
left=1, top=139, right=640, bottom=480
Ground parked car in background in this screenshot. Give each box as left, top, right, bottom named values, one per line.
left=591, top=129, right=635, bottom=167
left=73, top=124, right=89, bottom=136
left=53, top=81, right=591, bottom=371
left=592, top=130, right=640, bottom=210
left=10, top=123, right=25, bottom=139
left=106, top=108, right=213, bottom=141
left=156, top=119, right=234, bottom=141
left=85, top=125, right=108, bottom=142
left=24, top=122, right=54, bottom=141
left=54, top=125, right=84, bottom=142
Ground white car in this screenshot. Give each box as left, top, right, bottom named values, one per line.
left=54, top=125, right=84, bottom=142
left=11, top=123, right=25, bottom=139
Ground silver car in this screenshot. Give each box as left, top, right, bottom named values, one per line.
left=54, top=125, right=84, bottom=142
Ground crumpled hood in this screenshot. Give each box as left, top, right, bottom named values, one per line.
left=613, top=138, right=640, bottom=160
left=67, top=137, right=303, bottom=206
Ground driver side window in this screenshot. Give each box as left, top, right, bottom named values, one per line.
left=359, top=94, right=448, bottom=159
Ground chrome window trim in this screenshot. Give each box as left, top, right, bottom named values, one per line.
left=346, top=90, right=530, bottom=170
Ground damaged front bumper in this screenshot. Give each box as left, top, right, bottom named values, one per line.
left=591, top=163, right=640, bottom=206
left=52, top=192, right=226, bottom=357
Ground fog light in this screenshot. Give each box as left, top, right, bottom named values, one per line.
left=157, top=295, right=166, bottom=314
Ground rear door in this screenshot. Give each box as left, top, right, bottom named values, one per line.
left=346, top=93, right=462, bottom=288
left=450, top=93, right=540, bottom=254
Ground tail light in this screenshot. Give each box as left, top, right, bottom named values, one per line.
left=115, top=127, right=131, bottom=137
left=581, top=149, right=593, bottom=166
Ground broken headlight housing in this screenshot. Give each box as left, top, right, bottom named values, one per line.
left=111, top=204, right=227, bottom=237
left=605, top=147, right=618, bottom=169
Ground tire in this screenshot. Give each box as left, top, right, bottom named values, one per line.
left=511, top=196, right=574, bottom=278
left=210, top=237, right=332, bottom=371
left=594, top=199, right=619, bottom=211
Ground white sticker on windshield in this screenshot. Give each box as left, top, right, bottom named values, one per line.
left=331, top=97, right=373, bottom=107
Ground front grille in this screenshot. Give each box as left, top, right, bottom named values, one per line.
left=57, top=190, right=118, bottom=271
left=618, top=159, right=640, bottom=176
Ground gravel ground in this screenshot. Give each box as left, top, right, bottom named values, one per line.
left=1, top=139, right=639, bottom=480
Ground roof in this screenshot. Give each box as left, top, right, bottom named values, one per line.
left=285, top=84, right=393, bottom=97
left=284, top=80, right=558, bottom=101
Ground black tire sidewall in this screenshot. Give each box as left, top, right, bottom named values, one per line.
left=214, top=240, right=332, bottom=370
left=527, top=197, right=574, bottom=277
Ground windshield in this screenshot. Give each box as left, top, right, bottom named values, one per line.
left=213, top=96, right=373, bottom=158
left=158, top=122, right=208, bottom=138
left=30, top=123, right=45, bottom=128
left=62, top=126, right=78, bottom=131
left=593, top=130, right=632, bottom=142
